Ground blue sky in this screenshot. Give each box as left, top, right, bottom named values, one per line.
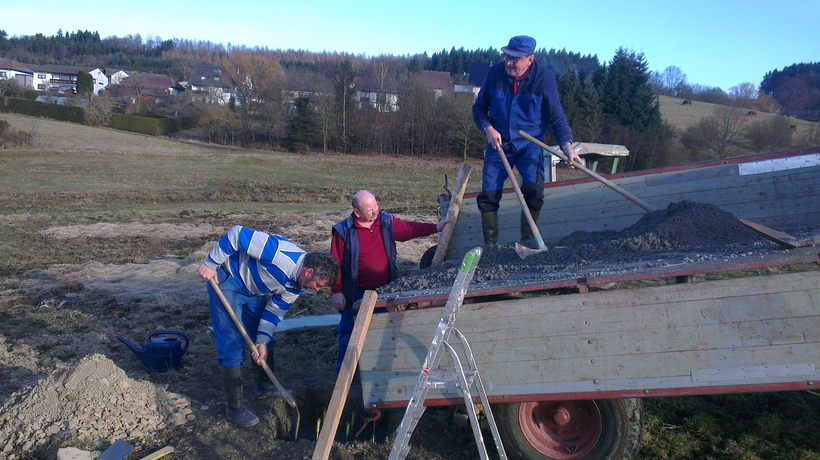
left=3, top=0, right=818, bottom=92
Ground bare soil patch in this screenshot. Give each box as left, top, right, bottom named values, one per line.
left=0, top=209, right=443, bottom=460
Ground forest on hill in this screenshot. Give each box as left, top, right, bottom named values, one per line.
left=1, top=29, right=819, bottom=169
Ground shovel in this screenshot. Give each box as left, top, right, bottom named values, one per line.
left=496, top=148, right=549, bottom=259
left=519, top=131, right=655, bottom=213
left=522, top=131, right=820, bottom=251
left=739, top=219, right=820, bottom=248
left=208, top=278, right=301, bottom=440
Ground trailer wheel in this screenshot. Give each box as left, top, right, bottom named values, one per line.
left=493, top=398, right=643, bottom=460
left=419, top=245, right=437, bottom=269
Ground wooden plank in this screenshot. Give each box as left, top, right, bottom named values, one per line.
left=359, top=271, right=820, bottom=405
left=363, top=320, right=820, bottom=381
left=364, top=310, right=820, bottom=370
left=432, top=163, right=471, bottom=265
left=371, top=272, right=820, bottom=338
left=362, top=341, right=820, bottom=390
left=363, top=307, right=820, bottom=375
left=312, top=291, right=377, bottom=460
left=362, top=342, right=820, bottom=404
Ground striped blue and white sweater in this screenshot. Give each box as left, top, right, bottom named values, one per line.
left=203, top=226, right=305, bottom=344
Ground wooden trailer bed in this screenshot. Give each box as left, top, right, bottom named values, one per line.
left=359, top=146, right=820, bottom=407
left=354, top=146, right=820, bottom=460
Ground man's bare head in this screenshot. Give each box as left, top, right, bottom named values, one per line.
left=352, top=190, right=379, bottom=226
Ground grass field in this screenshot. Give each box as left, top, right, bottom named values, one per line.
left=2, top=111, right=820, bottom=460
left=657, top=95, right=818, bottom=133
left=0, top=113, right=485, bottom=214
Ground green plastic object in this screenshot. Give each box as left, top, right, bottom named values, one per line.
left=460, top=247, right=482, bottom=273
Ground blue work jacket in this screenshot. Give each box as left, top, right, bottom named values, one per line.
left=472, top=61, right=573, bottom=151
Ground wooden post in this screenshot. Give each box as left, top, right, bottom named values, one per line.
left=311, top=290, right=378, bottom=460
left=431, top=163, right=472, bottom=266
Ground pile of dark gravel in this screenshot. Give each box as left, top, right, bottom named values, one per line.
left=379, top=201, right=771, bottom=294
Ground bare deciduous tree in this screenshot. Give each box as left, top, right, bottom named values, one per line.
left=333, top=60, right=356, bottom=152
left=728, top=83, right=759, bottom=109
left=796, top=122, right=820, bottom=148
left=662, top=66, right=686, bottom=92
left=446, top=93, right=483, bottom=161
left=773, top=78, right=809, bottom=117
left=745, top=116, right=793, bottom=153
left=681, top=105, right=748, bottom=159
left=221, top=50, right=286, bottom=146
left=84, top=96, right=115, bottom=127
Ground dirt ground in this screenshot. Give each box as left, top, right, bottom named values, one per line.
left=0, top=208, right=452, bottom=460
left=0, top=202, right=807, bottom=460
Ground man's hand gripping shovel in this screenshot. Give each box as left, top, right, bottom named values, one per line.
left=208, top=278, right=302, bottom=439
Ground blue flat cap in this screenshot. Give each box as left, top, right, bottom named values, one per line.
left=501, top=36, right=536, bottom=57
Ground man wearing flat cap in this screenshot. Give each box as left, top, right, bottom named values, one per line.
left=472, top=35, right=582, bottom=245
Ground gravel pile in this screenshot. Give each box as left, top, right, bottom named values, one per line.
left=379, top=201, right=770, bottom=294
left=0, top=354, right=193, bottom=459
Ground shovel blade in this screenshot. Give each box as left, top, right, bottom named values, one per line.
left=515, top=242, right=548, bottom=260
left=98, top=440, right=134, bottom=460
left=739, top=219, right=800, bottom=248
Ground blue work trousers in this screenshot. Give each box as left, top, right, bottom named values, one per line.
left=208, top=269, right=273, bottom=368
left=478, top=143, right=546, bottom=213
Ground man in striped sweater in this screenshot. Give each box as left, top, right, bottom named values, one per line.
left=199, top=225, right=339, bottom=427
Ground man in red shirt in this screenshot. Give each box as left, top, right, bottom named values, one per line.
left=330, top=190, right=447, bottom=372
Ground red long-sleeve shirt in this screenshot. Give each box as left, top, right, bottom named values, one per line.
left=331, top=215, right=437, bottom=293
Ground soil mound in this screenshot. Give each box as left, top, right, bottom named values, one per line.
left=0, top=354, right=192, bottom=459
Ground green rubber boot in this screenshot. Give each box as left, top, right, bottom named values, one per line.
left=481, top=211, right=499, bottom=245
left=520, top=210, right=540, bottom=244
left=221, top=365, right=259, bottom=427
left=254, top=353, right=278, bottom=398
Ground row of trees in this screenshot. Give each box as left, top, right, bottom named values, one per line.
left=188, top=47, right=686, bottom=172
left=2, top=29, right=818, bottom=171
left=428, top=46, right=601, bottom=81
left=679, top=105, right=818, bottom=160
left=194, top=52, right=487, bottom=159
left=651, top=63, right=820, bottom=118
left=760, top=63, right=820, bottom=117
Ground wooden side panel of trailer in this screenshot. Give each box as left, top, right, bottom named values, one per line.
left=447, top=148, right=820, bottom=260
left=358, top=270, right=820, bottom=408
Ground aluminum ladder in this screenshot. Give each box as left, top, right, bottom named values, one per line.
left=388, top=247, right=507, bottom=460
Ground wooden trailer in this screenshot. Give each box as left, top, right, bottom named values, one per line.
left=356, top=146, right=820, bottom=460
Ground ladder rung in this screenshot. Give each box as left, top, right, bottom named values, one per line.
left=426, top=369, right=477, bottom=387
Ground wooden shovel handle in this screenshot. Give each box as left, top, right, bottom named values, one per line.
left=497, top=149, right=547, bottom=250
left=519, top=131, right=655, bottom=213
left=207, top=278, right=297, bottom=409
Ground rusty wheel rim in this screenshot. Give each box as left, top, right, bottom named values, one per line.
left=517, top=400, right=602, bottom=459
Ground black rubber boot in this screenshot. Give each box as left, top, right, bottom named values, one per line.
left=520, top=210, right=540, bottom=244
left=254, top=353, right=278, bottom=398
left=220, top=365, right=259, bottom=427
left=481, top=211, right=499, bottom=245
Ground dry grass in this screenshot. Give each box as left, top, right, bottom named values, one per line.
left=0, top=113, right=485, bottom=217
left=657, top=95, right=817, bottom=133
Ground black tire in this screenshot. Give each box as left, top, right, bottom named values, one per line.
left=492, top=398, right=643, bottom=460
left=419, top=245, right=437, bottom=269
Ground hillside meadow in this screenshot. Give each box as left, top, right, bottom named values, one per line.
left=657, top=95, right=818, bottom=132
left=0, top=113, right=484, bottom=214
left=1, top=112, right=820, bottom=460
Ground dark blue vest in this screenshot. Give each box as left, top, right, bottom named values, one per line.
left=332, top=211, right=397, bottom=308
